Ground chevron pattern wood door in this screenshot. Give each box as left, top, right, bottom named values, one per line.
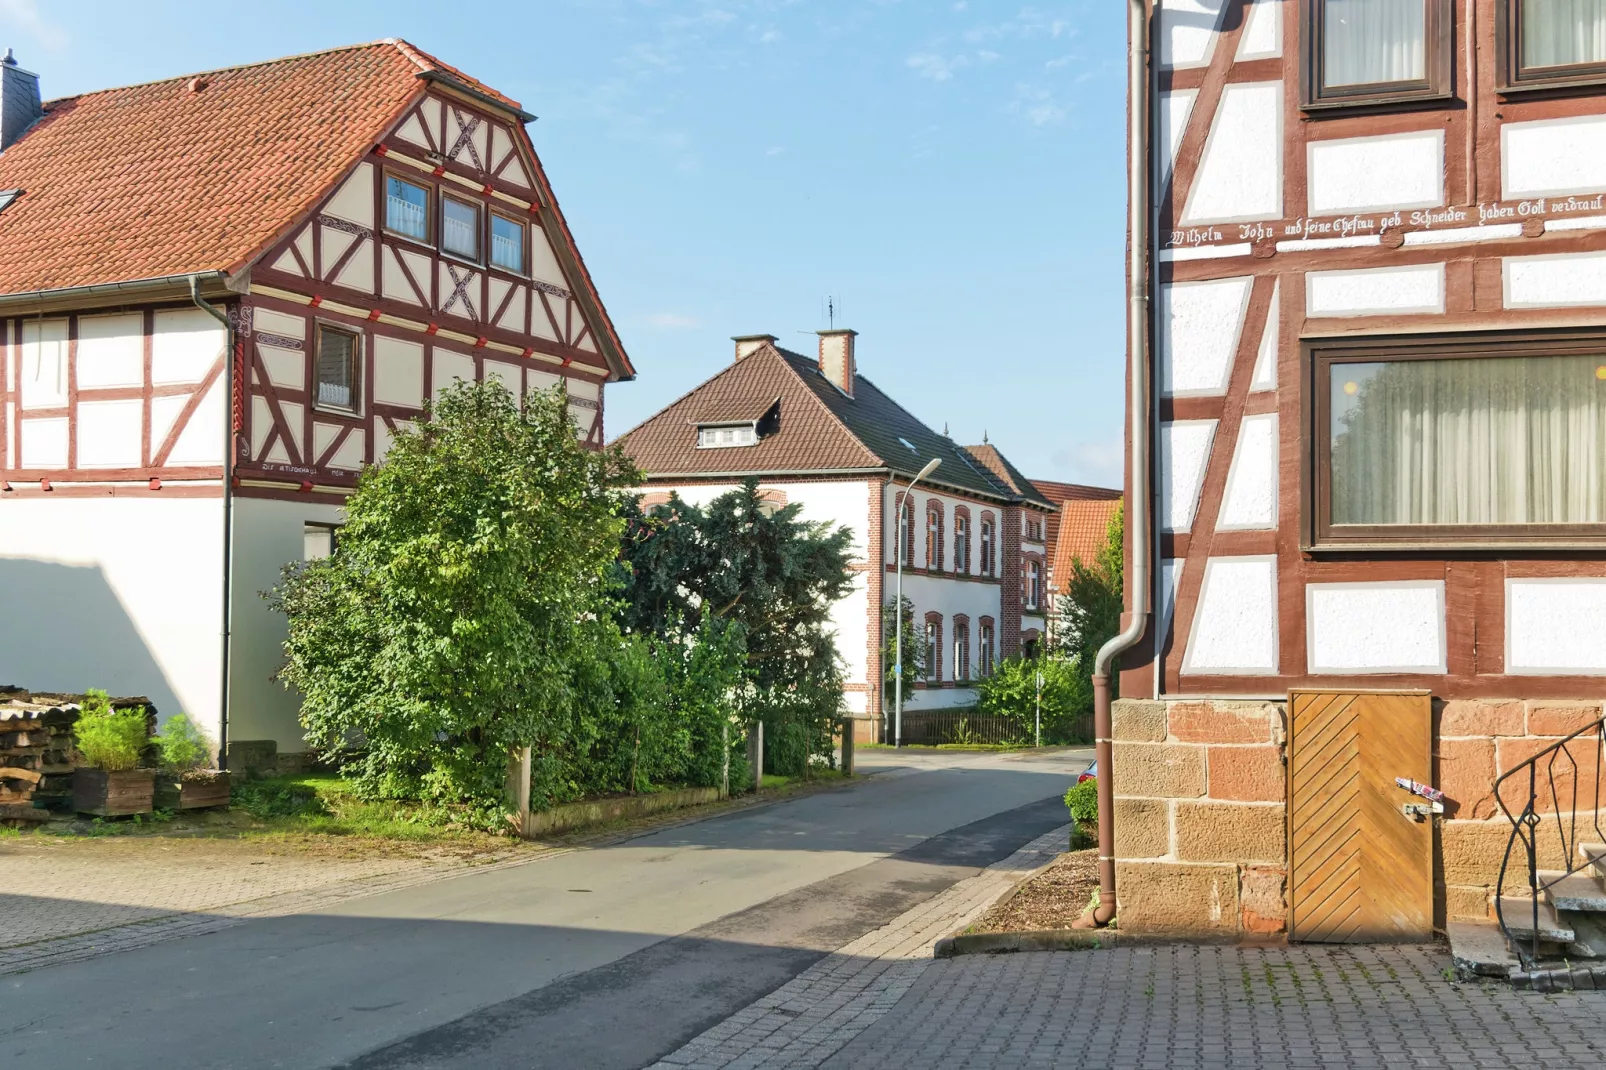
left=1288, top=690, right=1433, bottom=943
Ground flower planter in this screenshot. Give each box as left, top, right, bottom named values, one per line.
left=73, top=768, right=156, bottom=817
left=154, top=769, right=232, bottom=810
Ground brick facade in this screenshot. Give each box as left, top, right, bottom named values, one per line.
left=999, top=506, right=1023, bottom=659
left=862, top=480, right=884, bottom=744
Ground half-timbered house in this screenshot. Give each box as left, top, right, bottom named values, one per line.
left=0, top=42, right=631, bottom=761
left=617, top=332, right=1055, bottom=742
left=1102, top=0, right=1606, bottom=954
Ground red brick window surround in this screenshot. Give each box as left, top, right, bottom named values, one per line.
left=1024, top=553, right=1045, bottom=610
left=954, top=507, right=972, bottom=575
left=979, top=512, right=996, bottom=577
left=926, top=500, right=945, bottom=572
left=898, top=494, right=916, bottom=566
left=978, top=616, right=995, bottom=676
left=924, top=612, right=943, bottom=683
left=953, top=614, right=971, bottom=682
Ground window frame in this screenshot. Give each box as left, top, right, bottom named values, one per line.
left=926, top=502, right=944, bottom=571
left=979, top=620, right=995, bottom=676
left=955, top=514, right=971, bottom=575
left=954, top=619, right=971, bottom=682
left=439, top=192, right=484, bottom=265
left=381, top=170, right=433, bottom=246
left=489, top=209, right=530, bottom=276
left=979, top=517, right=995, bottom=577
left=1301, top=0, right=1453, bottom=111
left=695, top=422, right=758, bottom=449
left=312, top=322, right=362, bottom=416
left=1306, top=328, right=1606, bottom=551
left=303, top=522, right=340, bottom=560
left=1496, top=0, right=1606, bottom=92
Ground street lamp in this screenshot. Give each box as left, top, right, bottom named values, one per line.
left=894, top=457, right=941, bottom=748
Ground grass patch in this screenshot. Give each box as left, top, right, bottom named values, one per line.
left=231, top=774, right=488, bottom=844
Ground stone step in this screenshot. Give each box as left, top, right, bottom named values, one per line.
left=1499, top=896, right=1575, bottom=943
left=1582, top=843, right=1606, bottom=881
left=1541, top=870, right=1606, bottom=912
left=1564, top=911, right=1606, bottom=959
left=1447, top=919, right=1517, bottom=980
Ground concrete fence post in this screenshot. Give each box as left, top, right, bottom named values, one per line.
left=506, top=745, right=532, bottom=839
left=840, top=718, right=855, bottom=777
left=747, top=721, right=763, bottom=791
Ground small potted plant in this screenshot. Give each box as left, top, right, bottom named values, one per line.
left=153, top=713, right=230, bottom=810
left=72, top=689, right=155, bottom=816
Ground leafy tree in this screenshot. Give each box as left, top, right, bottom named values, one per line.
left=879, top=596, right=923, bottom=719
left=271, top=380, right=638, bottom=819
left=617, top=481, right=854, bottom=775
left=1054, top=502, right=1125, bottom=704
left=974, top=654, right=1089, bottom=744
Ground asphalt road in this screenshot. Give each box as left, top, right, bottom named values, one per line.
left=2, top=748, right=1089, bottom=1069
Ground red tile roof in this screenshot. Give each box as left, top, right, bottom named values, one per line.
left=1030, top=479, right=1121, bottom=591
left=0, top=41, right=517, bottom=297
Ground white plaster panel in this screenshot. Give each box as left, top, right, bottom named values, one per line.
left=1181, top=82, right=1283, bottom=225
left=228, top=496, right=346, bottom=750
left=530, top=227, right=568, bottom=291
left=395, top=113, right=430, bottom=149
left=1160, top=277, right=1252, bottom=396
left=253, top=308, right=306, bottom=341
left=0, top=496, right=227, bottom=746
left=258, top=343, right=304, bottom=392
left=150, top=395, right=186, bottom=457
left=373, top=335, right=425, bottom=408
left=1158, top=0, right=1227, bottom=68
left=1306, top=581, right=1446, bottom=674
left=1217, top=412, right=1278, bottom=531
left=293, top=227, right=314, bottom=271
left=578, top=332, right=599, bottom=354
left=484, top=360, right=522, bottom=397
left=1503, top=252, right=1606, bottom=309
left=565, top=376, right=600, bottom=401
left=329, top=429, right=365, bottom=471
left=530, top=293, right=561, bottom=342
left=432, top=347, right=476, bottom=402
left=1250, top=281, right=1278, bottom=391
left=570, top=406, right=597, bottom=438
left=1236, top=0, right=1282, bottom=59
left=1160, top=420, right=1217, bottom=533
left=320, top=226, right=357, bottom=280
left=383, top=246, right=423, bottom=306
left=1158, top=90, right=1197, bottom=192
left=1306, top=264, right=1445, bottom=317
left=1181, top=555, right=1279, bottom=675
left=152, top=309, right=224, bottom=385
left=487, top=278, right=511, bottom=326
left=1160, top=558, right=1184, bottom=647
left=20, top=417, right=67, bottom=468
left=1507, top=578, right=1606, bottom=674
left=165, top=378, right=225, bottom=466
left=1307, top=131, right=1444, bottom=215
left=496, top=287, right=528, bottom=332
left=280, top=401, right=305, bottom=457
left=529, top=369, right=564, bottom=395
left=373, top=420, right=395, bottom=464
left=76, top=399, right=142, bottom=469
left=324, top=162, right=374, bottom=228
left=251, top=396, right=273, bottom=457
left=271, top=249, right=305, bottom=276
left=20, top=318, right=67, bottom=409
left=1502, top=115, right=1606, bottom=199
left=424, top=99, right=444, bottom=148
left=313, top=422, right=343, bottom=462
left=334, top=238, right=375, bottom=294
left=75, top=313, right=143, bottom=389
left=265, top=437, right=291, bottom=465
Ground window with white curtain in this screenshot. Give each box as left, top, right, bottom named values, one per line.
left=384, top=175, right=429, bottom=241
left=1306, top=0, right=1448, bottom=105
left=315, top=325, right=360, bottom=413
left=441, top=196, right=481, bottom=262
left=1511, top=0, right=1606, bottom=84
left=1316, top=333, right=1606, bottom=544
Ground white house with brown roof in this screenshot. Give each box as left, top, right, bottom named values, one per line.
left=0, top=43, right=630, bottom=761
left=615, top=331, right=1055, bottom=741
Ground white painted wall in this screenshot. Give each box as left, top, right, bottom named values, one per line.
left=1160, top=277, right=1252, bottom=396
left=1306, top=581, right=1446, bottom=674
left=228, top=496, right=348, bottom=751
left=1503, top=251, right=1606, bottom=308
left=1182, top=82, right=1283, bottom=224
left=1160, top=420, right=1216, bottom=533
left=1507, top=578, right=1606, bottom=675
left=1503, top=115, right=1606, bottom=199
left=1217, top=412, right=1278, bottom=531
left=1181, top=555, right=1279, bottom=675
left=1307, top=131, right=1444, bottom=215
left=1306, top=264, right=1446, bottom=316
left=0, top=496, right=225, bottom=746
left=1157, top=0, right=1227, bottom=69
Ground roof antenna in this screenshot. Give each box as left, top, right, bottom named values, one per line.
left=983, top=428, right=989, bottom=444
left=943, top=421, right=950, bottom=437
left=825, top=296, right=835, bottom=330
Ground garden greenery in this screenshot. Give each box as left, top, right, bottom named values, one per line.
left=74, top=689, right=148, bottom=771
left=974, top=654, right=1089, bottom=744
left=153, top=713, right=211, bottom=773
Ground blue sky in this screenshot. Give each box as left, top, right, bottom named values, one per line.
left=6, top=0, right=1128, bottom=485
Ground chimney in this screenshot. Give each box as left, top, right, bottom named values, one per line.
left=732, top=333, right=777, bottom=362
left=817, top=329, right=857, bottom=398
left=1, top=49, right=42, bottom=152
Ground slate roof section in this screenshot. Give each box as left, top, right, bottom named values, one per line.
left=616, top=340, right=1050, bottom=508
left=964, top=444, right=1055, bottom=510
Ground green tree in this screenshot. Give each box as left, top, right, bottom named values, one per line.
left=271, top=380, right=638, bottom=818
left=1054, top=502, right=1125, bottom=705
left=617, top=481, right=855, bottom=775
left=974, top=654, right=1089, bottom=744
left=879, top=596, right=923, bottom=718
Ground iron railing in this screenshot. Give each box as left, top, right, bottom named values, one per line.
left=895, top=710, right=1021, bottom=747
left=1494, top=714, right=1606, bottom=965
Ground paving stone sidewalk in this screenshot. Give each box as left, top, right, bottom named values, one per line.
left=647, top=824, right=1072, bottom=1070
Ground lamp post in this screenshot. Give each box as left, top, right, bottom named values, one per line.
left=894, top=458, right=941, bottom=748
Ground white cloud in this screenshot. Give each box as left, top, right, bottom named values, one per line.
left=1050, top=439, right=1123, bottom=487
left=0, top=0, right=68, bottom=50
left=906, top=52, right=969, bottom=81
left=646, top=313, right=701, bottom=329
left=1008, top=83, right=1067, bottom=126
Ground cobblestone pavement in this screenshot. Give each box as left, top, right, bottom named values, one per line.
left=646, top=824, right=1072, bottom=1070
left=821, top=942, right=1606, bottom=1069
left=0, top=837, right=541, bottom=976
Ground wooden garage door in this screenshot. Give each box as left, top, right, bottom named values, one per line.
left=1288, top=690, right=1433, bottom=943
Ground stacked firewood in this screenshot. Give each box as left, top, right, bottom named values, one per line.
left=0, top=688, right=155, bottom=820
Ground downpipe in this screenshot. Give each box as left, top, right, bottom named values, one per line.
left=1087, top=0, right=1154, bottom=929
left=190, top=275, right=234, bottom=770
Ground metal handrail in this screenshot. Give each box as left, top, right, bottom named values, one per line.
left=1493, top=714, right=1606, bottom=966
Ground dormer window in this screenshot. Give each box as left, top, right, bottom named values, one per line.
left=697, top=423, right=758, bottom=448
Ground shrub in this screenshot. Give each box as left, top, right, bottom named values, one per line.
left=232, top=780, right=329, bottom=819
left=153, top=713, right=211, bottom=773
left=1064, top=777, right=1098, bottom=825
left=75, top=690, right=148, bottom=771
left=974, top=655, right=1089, bottom=744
